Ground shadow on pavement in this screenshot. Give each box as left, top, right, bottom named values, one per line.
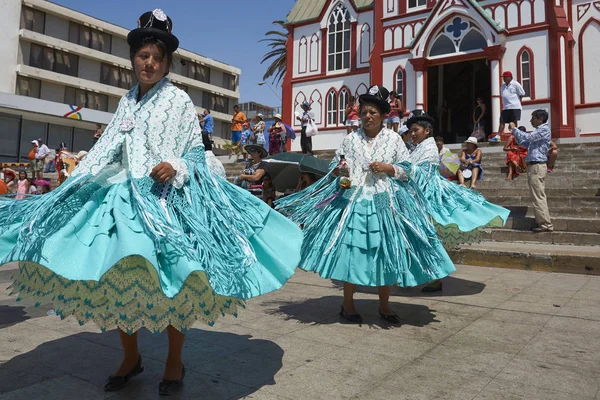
left=261, top=295, right=439, bottom=329
left=0, top=305, right=30, bottom=329
left=328, top=276, right=486, bottom=298
left=0, top=329, right=284, bottom=399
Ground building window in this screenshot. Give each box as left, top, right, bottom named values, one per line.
left=338, top=88, right=349, bottom=125
left=429, top=18, right=487, bottom=57
left=327, top=90, right=338, bottom=125
left=20, top=6, right=45, bottom=33
left=408, top=0, right=427, bottom=9
left=186, top=61, right=210, bottom=84
left=223, top=73, right=236, bottom=91
left=395, top=68, right=404, bottom=104
left=0, top=113, right=22, bottom=162
left=100, top=63, right=134, bottom=89
left=64, top=87, right=108, bottom=112
left=30, top=43, right=79, bottom=77
left=16, top=76, right=41, bottom=98
left=520, top=50, right=532, bottom=97
left=68, top=22, right=112, bottom=54
left=327, top=3, right=351, bottom=72
left=203, top=92, right=229, bottom=113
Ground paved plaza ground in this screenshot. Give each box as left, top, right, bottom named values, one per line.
left=0, top=263, right=599, bottom=400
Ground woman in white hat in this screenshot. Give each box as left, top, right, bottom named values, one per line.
left=252, top=113, right=267, bottom=149
left=458, top=136, right=483, bottom=189
left=0, top=9, right=303, bottom=396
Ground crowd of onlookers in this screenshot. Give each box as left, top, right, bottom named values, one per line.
left=0, top=134, right=91, bottom=197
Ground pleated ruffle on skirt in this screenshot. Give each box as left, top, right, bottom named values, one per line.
left=413, top=163, right=510, bottom=248
left=0, top=149, right=303, bottom=333
left=276, top=174, right=456, bottom=287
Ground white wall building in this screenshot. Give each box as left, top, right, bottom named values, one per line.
left=283, top=0, right=600, bottom=151
left=0, top=0, right=241, bottom=162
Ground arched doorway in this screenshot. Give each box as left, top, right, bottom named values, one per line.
left=425, top=17, right=491, bottom=143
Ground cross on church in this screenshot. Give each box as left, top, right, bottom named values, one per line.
left=446, top=17, right=469, bottom=39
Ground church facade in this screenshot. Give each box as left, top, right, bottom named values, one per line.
left=283, top=0, right=600, bottom=150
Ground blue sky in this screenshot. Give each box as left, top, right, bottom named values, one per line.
left=52, top=0, right=296, bottom=108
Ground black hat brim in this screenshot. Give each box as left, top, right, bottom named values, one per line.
left=358, top=94, right=391, bottom=114
left=128, top=28, right=179, bottom=53
left=405, top=115, right=435, bottom=128
left=244, top=145, right=268, bottom=158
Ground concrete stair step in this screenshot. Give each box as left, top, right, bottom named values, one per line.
left=486, top=196, right=600, bottom=208
left=482, top=228, right=600, bottom=246
left=483, top=171, right=600, bottom=179
left=505, top=205, right=599, bottom=218
left=475, top=179, right=600, bottom=189
left=479, top=188, right=599, bottom=198
left=448, top=241, right=600, bottom=274
left=503, top=216, right=600, bottom=233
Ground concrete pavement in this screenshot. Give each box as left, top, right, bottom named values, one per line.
left=1, top=263, right=599, bottom=399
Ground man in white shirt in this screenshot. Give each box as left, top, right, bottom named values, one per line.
left=33, top=138, right=50, bottom=179
left=497, top=71, right=526, bottom=137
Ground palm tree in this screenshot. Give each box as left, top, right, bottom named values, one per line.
left=260, top=20, right=288, bottom=85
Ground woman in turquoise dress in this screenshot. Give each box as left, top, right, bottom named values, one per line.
left=0, top=10, right=302, bottom=396
left=407, top=111, right=509, bottom=292
left=276, top=86, right=455, bottom=324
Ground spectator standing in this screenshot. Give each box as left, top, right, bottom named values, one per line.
left=298, top=101, right=315, bottom=155
left=473, top=97, right=487, bottom=140
left=509, top=110, right=553, bottom=232
left=201, top=109, right=214, bottom=150
left=231, top=105, right=247, bottom=149
left=16, top=171, right=30, bottom=199
left=239, top=122, right=253, bottom=162
left=344, top=96, right=359, bottom=134
left=386, top=92, right=403, bottom=133
left=252, top=114, right=266, bottom=149
left=33, top=138, right=50, bottom=180
left=268, top=114, right=285, bottom=155
left=497, top=71, right=526, bottom=137
left=93, top=124, right=103, bottom=143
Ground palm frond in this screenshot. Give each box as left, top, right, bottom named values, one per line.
left=260, top=20, right=289, bottom=85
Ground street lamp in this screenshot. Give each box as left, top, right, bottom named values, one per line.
left=258, top=81, right=282, bottom=101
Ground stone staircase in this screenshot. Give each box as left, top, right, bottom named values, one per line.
left=448, top=141, right=600, bottom=274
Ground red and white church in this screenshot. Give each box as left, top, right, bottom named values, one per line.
left=282, top=0, right=600, bottom=150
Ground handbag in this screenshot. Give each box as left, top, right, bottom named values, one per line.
left=471, top=125, right=484, bottom=140
left=306, top=119, right=319, bottom=137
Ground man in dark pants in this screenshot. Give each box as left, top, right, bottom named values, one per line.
left=497, top=71, right=526, bottom=136
left=297, top=101, right=314, bottom=155
left=201, top=109, right=214, bottom=150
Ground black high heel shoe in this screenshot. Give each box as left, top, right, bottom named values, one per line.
left=339, top=305, right=363, bottom=324
left=159, top=364, right=185, bottom=396
left=379, top=309, right=401, bottom=324
left=104, top=356, right=144, bottom=392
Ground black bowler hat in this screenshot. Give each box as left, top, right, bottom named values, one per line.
left=405, top=109, right=435, bottom=128
left=127, top=9, right=179, bottom=53
left=359, top=85, right=391, bottom=114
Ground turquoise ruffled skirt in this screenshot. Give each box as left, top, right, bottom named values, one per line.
left=277, top=173, right=456, bottom=287
left=414, top=163, right=510, bottom=247
left=0, top=153, right=302, bottom=333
